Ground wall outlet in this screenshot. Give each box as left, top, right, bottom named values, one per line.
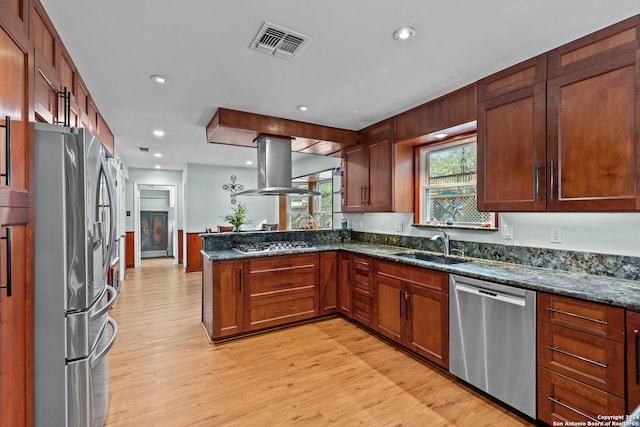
left=395, top=221, right=403, bottom=232
left=550, top=226, right=562, bottom=243
left=501, top=224, right=513, bottom=240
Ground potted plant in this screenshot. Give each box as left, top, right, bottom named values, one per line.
left=221, top=203, right=254, bottom=231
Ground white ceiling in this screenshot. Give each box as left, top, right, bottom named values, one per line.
left=39, top=1, right=640, bottom=171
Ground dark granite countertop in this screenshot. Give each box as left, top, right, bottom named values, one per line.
left=202, top=242, right=640, bottom=311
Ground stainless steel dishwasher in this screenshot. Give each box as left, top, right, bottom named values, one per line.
left=449, top=274, right=537, bottom=419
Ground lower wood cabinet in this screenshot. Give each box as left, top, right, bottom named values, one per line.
left=351, top=255, right=373, bottom=327
left=537, top=293, right=626, bottom=424
left=627, top=311, right=640, bottom=413
left=318, top=251, right=338, bottom=315
left=373, top=259, right=449, bottom=368
left=338, top=252, right=352, bottom=318
left=202, top=257, right=244, bottom=341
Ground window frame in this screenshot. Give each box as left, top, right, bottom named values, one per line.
left=416, top=134, right=496, bottom=230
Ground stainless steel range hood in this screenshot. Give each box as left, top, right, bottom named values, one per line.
left=237, top=134, right=320, bottom=196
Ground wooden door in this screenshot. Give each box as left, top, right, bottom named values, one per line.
left=212, top=260, right=243, bottom=339
left=366, top=138, right=393, bottom=212
left=0, top=25, right=29, bottom=206
left=343, top=144, right=367, bottom=212
left=547, top=51, right=638, bottom=211
left=405, top=284, right=449, bottom=368
left=477, top=84, right=547, bottom=211
left=373, top=275, right=403, bottom=344
left=627, top=311, right=640, bottom=413
left=318, top=251, right=338, bottom=315
left=338, top=253, right=352, bottom=318
left=0, top=208, right=32, bottom=427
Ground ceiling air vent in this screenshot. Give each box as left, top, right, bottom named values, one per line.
left=250, top=22, right=308, bottom=60
left=138, top=147, right=150, bottom=153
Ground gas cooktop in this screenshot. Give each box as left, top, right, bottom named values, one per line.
left=233, top=241, right=315, bottom=253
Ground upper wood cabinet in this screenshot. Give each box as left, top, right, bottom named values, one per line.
left=343, top=119, right=413, bottom=212
left=477, top=16, right=640, bottom=212
left=0, top=0, right=29, bottom=42
left=477, top=56, right=547, bottom=212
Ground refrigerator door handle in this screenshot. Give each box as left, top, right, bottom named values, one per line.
left=90, top=285, right=117, bottom=320
left=91, top=317, right=117, bottom=369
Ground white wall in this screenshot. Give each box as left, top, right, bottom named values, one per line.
left=343, top=211, right=640, bottom=257
left=125, top=168, right=183, bottom=231
left=184, top=163, right=278, bottom=232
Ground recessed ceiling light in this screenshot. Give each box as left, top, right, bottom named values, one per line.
left=246, top=160, right=253, bottom=165
left=154, top=165, right=161, bottom=169
left=154, top=153, right=163, bottom=158
left=297, top=105, right=310, bottom=111
left=392, top=26, right=416, bottom=41
left=153, top=129, right=165, bottom=137
left=150, top=74, right=169, bottom=84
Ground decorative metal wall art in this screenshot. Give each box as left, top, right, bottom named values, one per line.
left=223, top=175, right=244, bottom=204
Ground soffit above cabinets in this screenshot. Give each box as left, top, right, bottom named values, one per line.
left=205, top=108, right=358, bottom=157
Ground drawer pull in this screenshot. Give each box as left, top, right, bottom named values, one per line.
left=274, top=282, right=294, bottom=287
left=0, top=116, right=10, bottom=186
left=547, top=307, right=608, bottom=325
left=273, top=263, right=294, bottom=269
left=399, top=290, right=403, bottom=317
left=274, top=307, right=295, bottom=314
left=634, top=329, right=639, bottom=385
left=548, top=397, right=598, bottom=422
left=546, top=346, right=607, bottom=368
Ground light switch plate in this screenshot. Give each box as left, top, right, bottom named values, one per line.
left=550, top=226, right=562, bottom=243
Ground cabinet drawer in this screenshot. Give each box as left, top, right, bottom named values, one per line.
left=538, top=293, right=624, bottom=342
left=375, top=259, right=448, bottom=293
left=352, top=292, right=372, bottom=326
left=538, top=367, right=624, bottom=425
left=245, top=253, right=318, bottom=274
left=538, top=321, right=624, bottom=397
left=247, top=290, right=316, bottom=331
left=247, top=271, right=317, bottom=298
left=351, top=256, right=372, bottom=296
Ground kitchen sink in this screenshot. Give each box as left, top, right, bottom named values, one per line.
left=392, top=252, right=469, bottom=265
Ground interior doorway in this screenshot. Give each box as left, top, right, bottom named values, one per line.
left=133, top=183, right=178, bottom=268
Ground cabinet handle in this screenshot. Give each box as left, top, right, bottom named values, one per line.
left=634, top=329, right=639, bottom=385
left=546, top=307, right=608, bottom=325
left=534, top=161, right=540, bottom=200
left=360, top=185, right=365, bottom=205
left=0, top=228, right=11, bottom=298
left=399, top=290, right=403, bottom=317
left=548, top=397, right=598, bottom=423
left=0, top=116, right=10, bottom=186
left=274, top=307, right=295, bottom=314
left=549, top=160, right=555, bottom=199
left=364, top=185, right=369, bottom=205
left=546, top=346, right=607, bottom=368
left=56, top=87, right=71, bottom=127
left=405, top=291, right=410, bottom=320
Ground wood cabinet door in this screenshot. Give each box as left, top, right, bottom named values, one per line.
left=373, top=275, right=403, bottom=344
left=338, top=253, right=352, bottom=318
left=0, top=208, right=32, bottom=427
left=318, top=251, right=338, bottom=315
left=0, top=25, right=29, bottom=206
left=627, top=311, right=640, bottom=414
left=343, top=144, right=367, bottom=212
left=547, top=51, right=639, bottom=211
left=477, top=83, right=547, bottom=211
left=366, top=138, right=393, bottom=212
left=0, top=0, right=29, bottom=40
left=405, top=284, right=449, bottom=368
left=212, top=260, right=243, bottom=339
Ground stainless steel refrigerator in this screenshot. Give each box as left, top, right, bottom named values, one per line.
left=34, top=123, right=118, bottom=427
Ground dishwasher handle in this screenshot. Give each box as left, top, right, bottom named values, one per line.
left=455, top=283, right=526, bottom=306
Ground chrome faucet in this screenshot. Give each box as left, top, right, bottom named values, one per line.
left=431, top=229, right=450, bottom=256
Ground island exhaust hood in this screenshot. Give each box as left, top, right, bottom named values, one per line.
left=237, top=134, right=320, bottom=197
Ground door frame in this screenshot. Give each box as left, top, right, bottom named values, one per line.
left=133, top=183, right=178, bottom=267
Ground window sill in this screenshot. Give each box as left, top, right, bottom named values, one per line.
left=412, top=223, right=499, bottom=231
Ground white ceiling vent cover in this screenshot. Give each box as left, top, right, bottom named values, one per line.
left=250, top=22, right=308, bottom=59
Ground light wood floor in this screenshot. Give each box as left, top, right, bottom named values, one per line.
left=105, top=258, right=537, bottom=427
